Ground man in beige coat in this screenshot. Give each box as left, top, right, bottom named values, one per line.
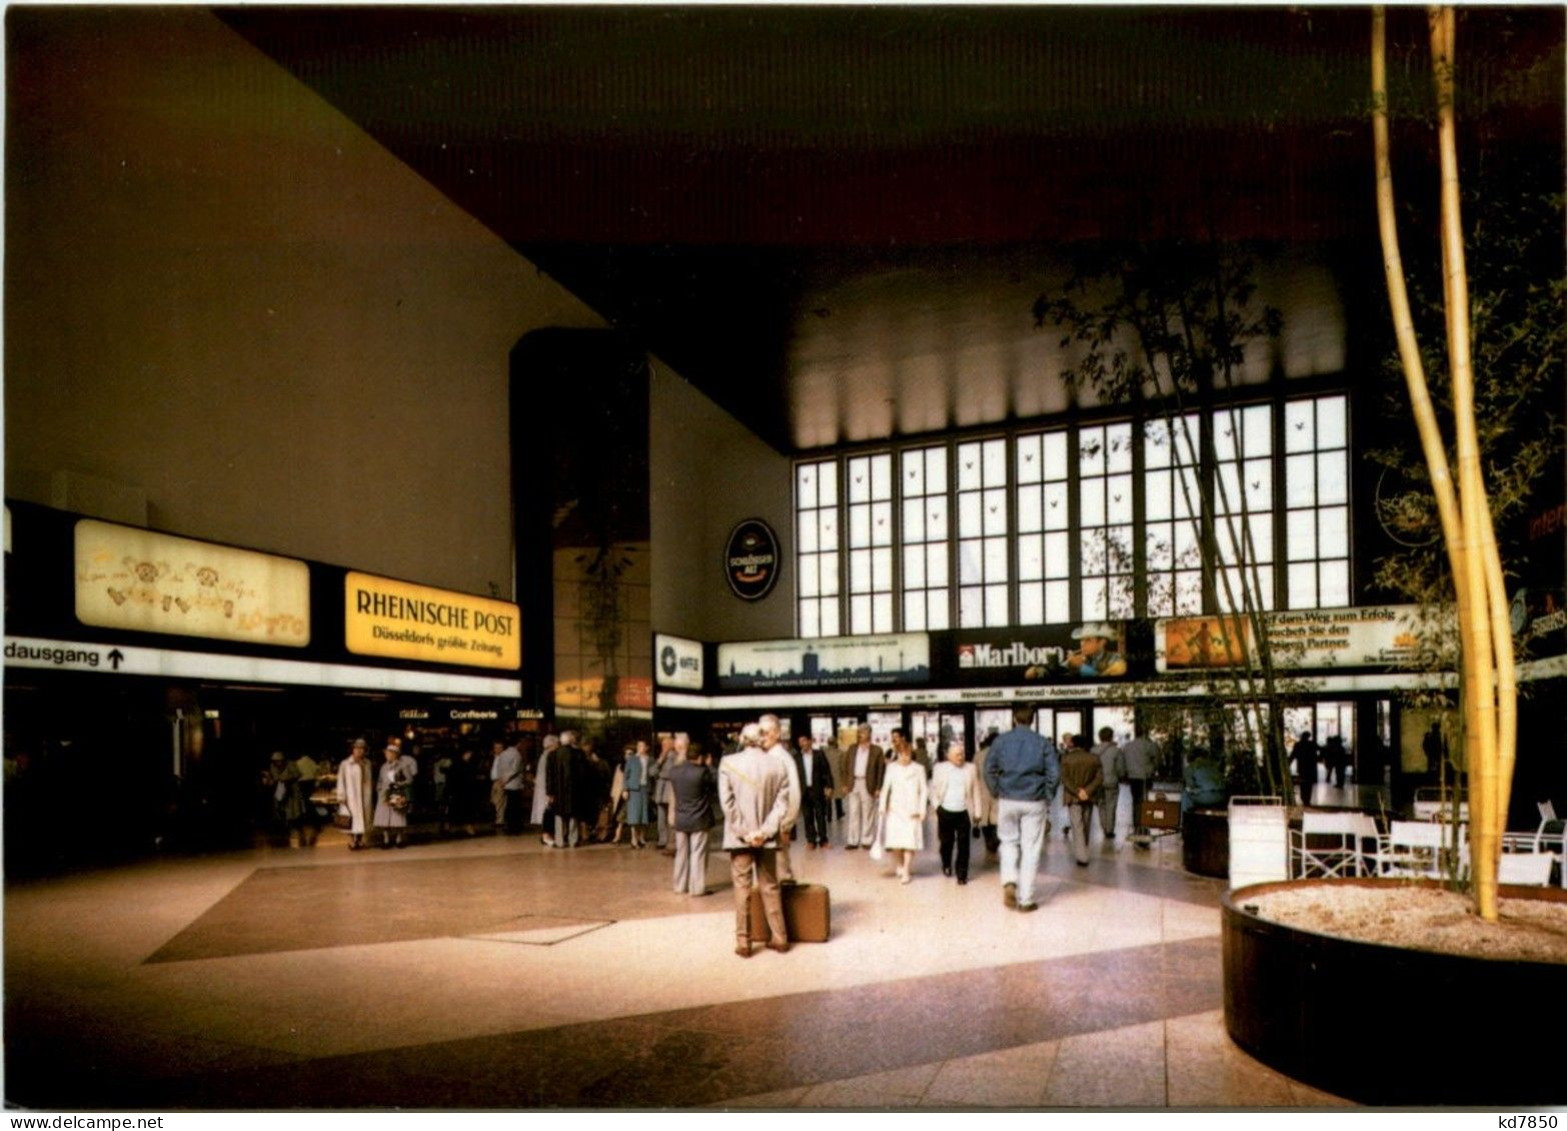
left=719, top=723, right=793, bottom=957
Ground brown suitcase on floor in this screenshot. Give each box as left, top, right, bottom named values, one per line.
left=1139, top=798, right=1182, bottom=830
left=747, top=882, right=831, bottom=942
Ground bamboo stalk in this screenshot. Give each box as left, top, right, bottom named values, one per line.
left=1431, top=5, right=1500, bottom=920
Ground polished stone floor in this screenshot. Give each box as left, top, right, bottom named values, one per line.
left=4, top=799, right=1351, bottom=1111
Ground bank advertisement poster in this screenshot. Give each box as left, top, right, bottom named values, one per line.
left=954, top=622, right=1129, bottom=683
left=718, top=633, right=930, bottom=690
left=1155, top=605, right=1422, bottom=672
left=74, top=519, right=310, bottom=647
left=345, top=572, right=520, bottom=670
left=654, top=633, right=704, bottom=690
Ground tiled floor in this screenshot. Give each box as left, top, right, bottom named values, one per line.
left=4, top=812, right=1351, bottom=1110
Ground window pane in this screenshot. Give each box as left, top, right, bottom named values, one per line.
left=849, top=504, right=870, bottom=547
left=1243, top=404, right=1272, bottom=457
left=871, top=453, right=892, bottom=499
left=1044, top=580, right=1072, bottom=623
left=927, top=544, right=949, bottom=588
left=959, top=587, right=984, bottom=627
left=849, top=551, right=870, bottom=593
left=1244, top=458, right=1271, bottom=512
left=958, top=492, right=982, bottom=537
left=927, top=591, right=950, bottom=631
left=1080, top=480, right=1105, bottom=526
left=1285, top=400, right=1314, bottom=453
left=1176, top=571, right=1203, bottom=614
left=1017, top=484, right=1042, bottom=533
left=903, top=451, right=925, bottom=496
left=904, top=594, right=927, bottom=631
left=1144, top=418, right=1172, bottom=468
left=982, top=488, right=1008, bottom=535
left=820, top=553, right=839, bottom=596
left=1319, top=506, right=1348, bottom=555
left=1321, top=560, right=1350, bottom=607
left=1018, top=582, right=1043, bottom=624
left=957, top=444, right=983, bottom=490
left=1044, top=532, right=1071, bottom=578
left=872, top=547, right=893, bottom=590
left=1174, top=465, right=1200, bottom=519
left=1285, top=453, right=1316, bottom=507
left=1107, top=423, right=1134, bottom=473
left=798, top=511, right=819, bottom=553
left=1081, top=531, right=1105, bottom=574
left=1043, top=481, right=1070, bottom=530
left=927, top=496, right=949, bottom=540
left=871, top=501, right=892, bottom=546
left=818, top=461, right=837, bottom=497
left=1147, top=469, right=1172, bottom=521
left=959, top=540, right=983, bottom=585
left=800, top=601, right=820, bottom=638
left=819, top=601, right=839, bottom=637
left=1018, top=533, right=1043, bottom=581
left=873, top=593, right=894, bottom=632
left=1083, top=577, right=1107, bottom=619
left=903, top=546, right=926, bottom=590
left=984, top=536, right=1009, bottom=580
left=818, top=510, right=837, bottom=546
left=903, top=498, right=925, bottom=543
left=1147, top=524, right=1173, bottom=570
left=847, top=457, right=871, bottom=503
left=982, top=439, right=1007, bottom=487
left=1289, top=562, right=1317, bottom=606
left=797, top=464, right=819, bottom=509
left=1214, top=413, right=1239, bottom=460
left=850, top=594, right=870, bottom=634
left=1216, top=462, right=1243, bottom=514
left=1080, top=429, right=1105, bottom=476
left=1016, top=434, right=1042, bottom=484
left=1248, top=513, right=1274, bottom=564
left=926, top=446, right=948, bottom=486
left=1108, top=473, right=1133, bottom=524
left=985, top=584, right=1008, bottom=626
left=1042, top=431, right=1069, bottom=478
left=1287, top=509, right=1317, bottom=560
left=1318, top=452, right=1348, bottom=505
left=1317, top=396, right=1347, bottom=449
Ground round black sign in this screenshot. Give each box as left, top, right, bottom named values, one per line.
left=660, top=644, right=678, bottom=677
left=724, top=519, right=781, bottom=601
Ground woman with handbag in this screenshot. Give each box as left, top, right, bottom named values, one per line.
left=335, top=738, right=375, bottom=851
left=374, top=741, right=419, bottom=849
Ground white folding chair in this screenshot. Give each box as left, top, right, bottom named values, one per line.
left=1498, top=852, right=1554, bottom=886
left=1373, top=819, right=1456, bottom=878
left=1292, top=811, right=1373, bottom=878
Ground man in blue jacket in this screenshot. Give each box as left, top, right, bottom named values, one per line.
left=982, top=704, right=1057, bottom=913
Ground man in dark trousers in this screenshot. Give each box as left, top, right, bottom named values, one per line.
left=548, top=729, right=583, bottom=848
left=793, top=733, right=835, bottom=849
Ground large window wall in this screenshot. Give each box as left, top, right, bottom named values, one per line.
left=794, top=393, right=1351, bottom=637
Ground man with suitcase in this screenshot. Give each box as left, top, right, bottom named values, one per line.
left=719, top=723, right=794, bottom=957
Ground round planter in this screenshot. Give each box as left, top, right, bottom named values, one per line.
left=1181, top=806, right=1228, bottom=877
left=1222, top=878, right=1567, bottom=1106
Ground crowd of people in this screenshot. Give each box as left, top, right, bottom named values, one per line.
left=254, top=708, right=1168, bottom=956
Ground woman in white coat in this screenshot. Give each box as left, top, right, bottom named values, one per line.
left=335, top=738, right=375, bottom=851
left=531, top=735, right=557, bottom=839
left=879, top=740, right=929, bottom=884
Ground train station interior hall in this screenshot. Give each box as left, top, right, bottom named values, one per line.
left=5, top=5, right=1564, bottom=1113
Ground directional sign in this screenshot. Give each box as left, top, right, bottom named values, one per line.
left=2, top=635, right=521, bottom=698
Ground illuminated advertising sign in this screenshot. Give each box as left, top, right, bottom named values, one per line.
left=74, top=519, right=309, bottom=647
left=345, top=572, right=519, bottom=670
left=1155, top=605, right=1423, bottom=672
left=655, top=633, right=704, bottom=690
left=724, top=519, right=781, bottom=600
left=955, top=622, right=1129, bottom=682
left=718, top=633, right=930, bottom=690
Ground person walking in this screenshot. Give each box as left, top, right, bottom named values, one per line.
left=1120, top=726, right=1159, bottom=843
left=1060, top=734, right=1104, bottom=866
left=929, top=740, right=984, bottom=884
left=667, top=745, right=717, bottom=895
left=794, top=734, right=835, bottom=848
left=1292, top=730, right=1321, bottom=806
left=981, top=704, right=1055, bottom=913
left=973, top=729, right=1001, bottom=857
left=878, top=738, right=929, bottom=884
left=1091, top=726, right=1125, bottom=841
left=843, top=724, right=885, bottom=850
left=718, top=723, right=793, bottom=958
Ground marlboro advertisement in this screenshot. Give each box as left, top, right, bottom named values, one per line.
left=953, top=622, right=1129, bottom=684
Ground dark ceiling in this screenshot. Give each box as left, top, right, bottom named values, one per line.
left=221, top=5, right=1565, bottom=452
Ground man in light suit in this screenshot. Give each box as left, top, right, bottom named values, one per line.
left=719, top=723, right=793, bottom=958
left=758, top=714, right=802, bottom=882
left=844, top=724, right=885, bottom=849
